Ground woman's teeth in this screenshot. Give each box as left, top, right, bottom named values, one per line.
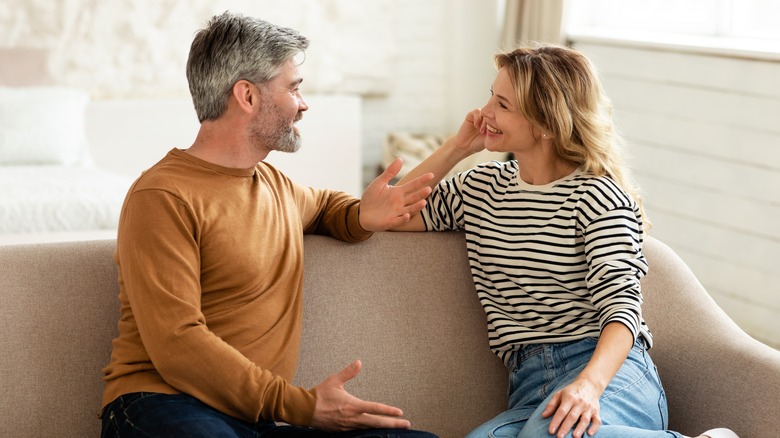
left=486, top=125, right=502, bottom=134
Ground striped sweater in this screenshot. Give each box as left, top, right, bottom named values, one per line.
left=421, top=160, right=652, bottom=365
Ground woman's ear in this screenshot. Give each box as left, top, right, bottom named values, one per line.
left=231, top=80, right=256, bottom=114
left=532, top=125, right=550, bottom=141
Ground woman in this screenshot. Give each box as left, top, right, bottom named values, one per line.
left=392, top=44, right=737, bottom=438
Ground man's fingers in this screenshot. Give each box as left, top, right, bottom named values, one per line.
left=376, top=158, right=403, bottom=186
left=330, top=398, right=409, bottom=431
left=403, top=186, right=432, bottom=206
left=331, top=360, right=362, bottom=386
left=393, top=173, right=432, bottom=205
left=347, top=399, right=409, bottom=429
left=354, top=399, right=404, bottom=418
left=386, top=198, right=428, bottom=227
left=400, top=172, right=434, bottom=191
left=313, top=360, right=415, bottom=433
left=351, top=414, right=411, bottom=431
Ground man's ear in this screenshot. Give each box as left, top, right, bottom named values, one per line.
left=231, top=80, right=257, bottom=114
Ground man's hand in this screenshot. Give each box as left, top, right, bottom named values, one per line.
left=359, top=158, right=433, bottom=231
left=310, top=360, right=412, bottom=432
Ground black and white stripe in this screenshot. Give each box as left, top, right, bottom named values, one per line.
left=422, top=160, right=651, bottom=365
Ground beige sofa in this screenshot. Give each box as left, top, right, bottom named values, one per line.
left=1, top=232, right=778, bottom=437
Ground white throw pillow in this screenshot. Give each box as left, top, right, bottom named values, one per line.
left=0, top=86, right=90, bottom=165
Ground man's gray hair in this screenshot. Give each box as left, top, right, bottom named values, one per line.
left=186, top=11, right=310, bottom=122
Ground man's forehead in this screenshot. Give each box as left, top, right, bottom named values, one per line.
left=269, top=60, right=303, bottom=86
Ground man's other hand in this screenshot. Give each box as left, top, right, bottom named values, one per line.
left=309, top=360, right=412, bottom=432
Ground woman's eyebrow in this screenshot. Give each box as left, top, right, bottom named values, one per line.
left=494, top=91, right=512, bottom=106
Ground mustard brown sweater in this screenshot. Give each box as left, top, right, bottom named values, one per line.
left=102, top=149, right=372, bottom=425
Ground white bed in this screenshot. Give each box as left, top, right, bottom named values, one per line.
left=0, top=165, right=131, bottom=234
left=0, top=86, right=133, bottom=244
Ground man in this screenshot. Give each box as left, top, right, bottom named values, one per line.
left=100, top=11, right=436, bottom=438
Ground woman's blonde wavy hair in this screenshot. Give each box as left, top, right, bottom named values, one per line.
left=495, top=44, right=648, bottom=227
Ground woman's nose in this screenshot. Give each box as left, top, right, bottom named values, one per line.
left=480, top=99, right=493, bottom=116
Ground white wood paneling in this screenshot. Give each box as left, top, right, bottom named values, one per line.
left=572, top=39, right=780, bottom=349
left=630, top=142, right=780, bottom=208
left=618, top=111, right=780, bottom=173
left=578, top=43, right=780, bottom=99
left=636, top=173, right=780, bottom=242
left=644, top=209, right=780, bottom=295
left=604, top=76, right=780, bottom=134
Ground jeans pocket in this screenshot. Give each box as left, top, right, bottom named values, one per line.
left=100, top=409, right=120, bottom=438
left=101, top=392, right=161, bottom=437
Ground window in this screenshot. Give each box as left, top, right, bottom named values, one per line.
left=566, top=0, right=780, bottom=57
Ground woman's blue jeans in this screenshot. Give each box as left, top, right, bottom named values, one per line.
left=101, top=392, right=438, bottom=438
left=466, top=338, right=684, bottom=438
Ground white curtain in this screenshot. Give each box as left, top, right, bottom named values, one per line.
left=501, top=0, right=565, bottom=48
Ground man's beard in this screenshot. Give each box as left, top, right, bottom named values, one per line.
left=250, top=95, right=302, bottom=154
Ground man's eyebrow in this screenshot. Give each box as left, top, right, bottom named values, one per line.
left=290, top=78, right=303, bottom=87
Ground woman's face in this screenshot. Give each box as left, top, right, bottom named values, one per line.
left=481, top=66, right=542, bottom=155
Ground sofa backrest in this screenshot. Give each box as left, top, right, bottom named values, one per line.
left=0, top=234, right=506, bottom=438
left=0, top=239, right=119, bottom=437
left=1, top=232, right=776, bottom=437
left=295, top=233, right=508, bottom=437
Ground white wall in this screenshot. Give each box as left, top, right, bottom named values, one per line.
left=359, top=0, right=503, bottom=182
left=0, top=0, right=400, bottom=98
left=570, top=38, right=780, bottom=349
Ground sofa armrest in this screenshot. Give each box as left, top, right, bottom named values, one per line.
left=641, top=237, right=780, bottom=436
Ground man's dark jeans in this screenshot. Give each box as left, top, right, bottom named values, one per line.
left=101, top=392, right=439, bottom=438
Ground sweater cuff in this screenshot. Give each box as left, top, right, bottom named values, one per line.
left=278, top=385, right=318, bottom=426
left=349, top=202, right=374, bottom=242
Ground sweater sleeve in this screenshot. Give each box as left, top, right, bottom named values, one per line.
left=295, top=185, right=373, bottom=242
left=117, top=188, right=316, bottom=424
left=581, top=194, right=649, bottom=341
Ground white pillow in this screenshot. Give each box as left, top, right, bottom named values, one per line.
left=0, top=86, right=90, bottom=165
